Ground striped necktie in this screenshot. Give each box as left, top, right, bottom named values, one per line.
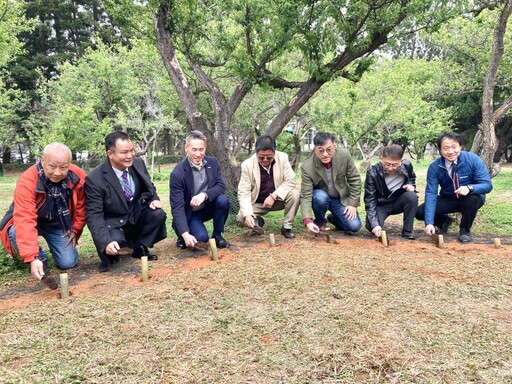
left=121, top=170, right=133, bottom=201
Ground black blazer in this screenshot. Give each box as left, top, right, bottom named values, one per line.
left=169, top=156, right=226, bottom=236
left=85, top=157, right=160, bottom=253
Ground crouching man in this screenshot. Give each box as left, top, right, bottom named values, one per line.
left=237, top=135, right=300, bottom=238
left=0, top=143, right=86, bottom=288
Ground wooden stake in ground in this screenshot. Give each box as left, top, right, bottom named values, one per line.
left=494, top=238, right=501, bottom=248
left=209, top=238, right=218, bottom=260
left=60, top=273, right=69, bottom=299
left=437, top=234, right=444, bottom=249
left=141, top=256, right=149, bottom=282
left=381, top=230, right=388, bottom=247
left=327, top=234, right=333, bottom=244
left=269, top=233, right=276, bottom=247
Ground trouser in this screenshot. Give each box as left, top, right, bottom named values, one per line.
left=365, top=191, right=418, bottom=233
left=96, top=206, right=167, bottom=268
left=236, top=190, right=300, bottom=229
left=416, top=194, right=484, bottom=230
left=312, top=189, right=362, bottom=232
left=8, top=225, right=78, bottom=270
left=173, top=194, right=230, bottom=243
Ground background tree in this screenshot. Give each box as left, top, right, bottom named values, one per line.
left=472, top=0, right=512, bottom=176
left=150, top=0, right=462, bottom=190
left=419, top=2, right=512, bottom=173
left=309, top=58, right=452, bottom=169
left=0, top=0, right=34, bottom=164
left=3, top=0, right=126, bottom=160
left=40, top=40, right=183, bottom=165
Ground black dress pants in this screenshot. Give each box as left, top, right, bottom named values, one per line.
left=365, top=191, right=418, bottom=233
left=416, top=194, right=484, bottom=230
left=98, top=206, right=167, bottom=269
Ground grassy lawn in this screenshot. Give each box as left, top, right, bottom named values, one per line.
left=0, top=159, right=511, bottom=383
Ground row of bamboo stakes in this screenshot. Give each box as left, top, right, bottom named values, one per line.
left=55, top=232, right=503, bottom=299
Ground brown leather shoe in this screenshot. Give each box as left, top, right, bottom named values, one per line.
left=41, top=274, right=58, bottom=290
left=317, top=223, right=332, bottom=236
left=193, top=241, right=210, bottom=251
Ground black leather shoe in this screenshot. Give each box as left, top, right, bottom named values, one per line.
left=108, top=255, right=120, bottom=264
left=132, top=253, right=158, bottom=261
left=438, top=216, right=454, bottom=234
left=401, top=231, right=416, bottom=240
left=132, top=244, right=158, bottom=261
left=281, top=227, right=296, bottom=239
left=458, top=228, right=472, bottom=243
left=214, top=235, right=230, bottom=249
left=176, top=237, right=187, bottom=249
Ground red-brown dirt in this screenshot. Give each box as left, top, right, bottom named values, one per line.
left=0, top=227, right=510, bottom=312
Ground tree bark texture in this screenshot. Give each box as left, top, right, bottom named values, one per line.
left=476, top=0, right=512, bottom=176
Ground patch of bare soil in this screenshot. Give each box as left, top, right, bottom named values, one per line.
left=0, top=224, right=510, bottom=311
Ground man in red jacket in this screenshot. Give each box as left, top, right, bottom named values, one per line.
left=0, top=143, right=86, bottom=286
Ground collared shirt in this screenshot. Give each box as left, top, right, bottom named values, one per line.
left=188, top=159, right=208, bottom=211
left=256, top=161, right=276, bottom=203
left=445, top=159, right=457, bottom=178
left=112, top=166, right=135, bottom=195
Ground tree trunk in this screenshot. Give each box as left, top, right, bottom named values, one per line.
left=474, top=0, right=512, bottom=177
left=153, top=8, right=241, bottom=190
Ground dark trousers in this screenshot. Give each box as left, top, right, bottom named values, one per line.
left=98, top=206, right=167, bottom=268
left=173, top=194, right=230, bottom=243
left=365, top=191, right=418, bottom=233
left=416, top=194, right=484, bottom=230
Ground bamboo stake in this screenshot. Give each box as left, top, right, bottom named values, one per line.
left=494, top=238, right=501, bottom=248
left=381, top=230, right=388, bottom=247
left=60, top=273, right=69, bottom=299
left=327, top=234, right=333, bottom=244
left=437, top=234, right=444, bottom=249
left=209, top=238, right=218, bottom=260
left=141, top=256, right=149, bottom=282
left=269, top=233, right=276, bottom=247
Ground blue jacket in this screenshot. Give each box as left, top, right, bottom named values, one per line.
left=169, top=156, right=226, bottom=236
left=424, top=151, right=492, bottom=225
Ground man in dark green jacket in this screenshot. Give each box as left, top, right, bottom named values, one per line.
left=301, top=132, right=361, bottom=235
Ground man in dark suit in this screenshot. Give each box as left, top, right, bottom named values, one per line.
left=86, top=131, right=167, bottom=272
left=170, top=130, right=230, bottom=250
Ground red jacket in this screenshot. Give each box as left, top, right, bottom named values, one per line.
left=0, top=163, right=86, bottom=263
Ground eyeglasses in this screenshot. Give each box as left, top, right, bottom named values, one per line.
left=315, top=147, right=335, bottom=155
left=257, top=155, right=274, bottom=161
left=441, top=144, right=461, bottom=152
left=382, top=162, right=401, bottom=169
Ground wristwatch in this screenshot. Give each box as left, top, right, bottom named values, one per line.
left=467, top=185, right=474, bottom=193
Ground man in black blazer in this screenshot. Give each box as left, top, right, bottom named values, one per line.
left=170, top=130, right=230, bottom=250
left=86, top=131, right=167, bottom=272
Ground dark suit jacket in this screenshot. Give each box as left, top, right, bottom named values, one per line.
left=86, top=157, right=161, bottom=253
left=169, top=156, right=226, bottom=236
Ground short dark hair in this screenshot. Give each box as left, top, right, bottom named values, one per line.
left=382, top=144, right=404, bottom=159
left=255, top=135, right=276, bottom=152
left=105, top=131, right=130, bottom=152
left=437, top=131, right=462, bottom=150
left=313, top=132, right=336, bottom=146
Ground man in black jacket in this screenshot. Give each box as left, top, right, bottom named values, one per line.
left=364, top=144, right=418, bottom=240
left=86, top=131, right=167, bottom=272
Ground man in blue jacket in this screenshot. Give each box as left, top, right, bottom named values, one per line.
left=416, top=132, right=492, bottom=243
left=170, top=130, right=230, bottom=250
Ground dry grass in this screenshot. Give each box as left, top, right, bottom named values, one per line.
left=1, top=237, right=511, bottom=383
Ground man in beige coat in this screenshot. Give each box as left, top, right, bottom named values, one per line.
left=237, top=135, right=300, bottom=238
